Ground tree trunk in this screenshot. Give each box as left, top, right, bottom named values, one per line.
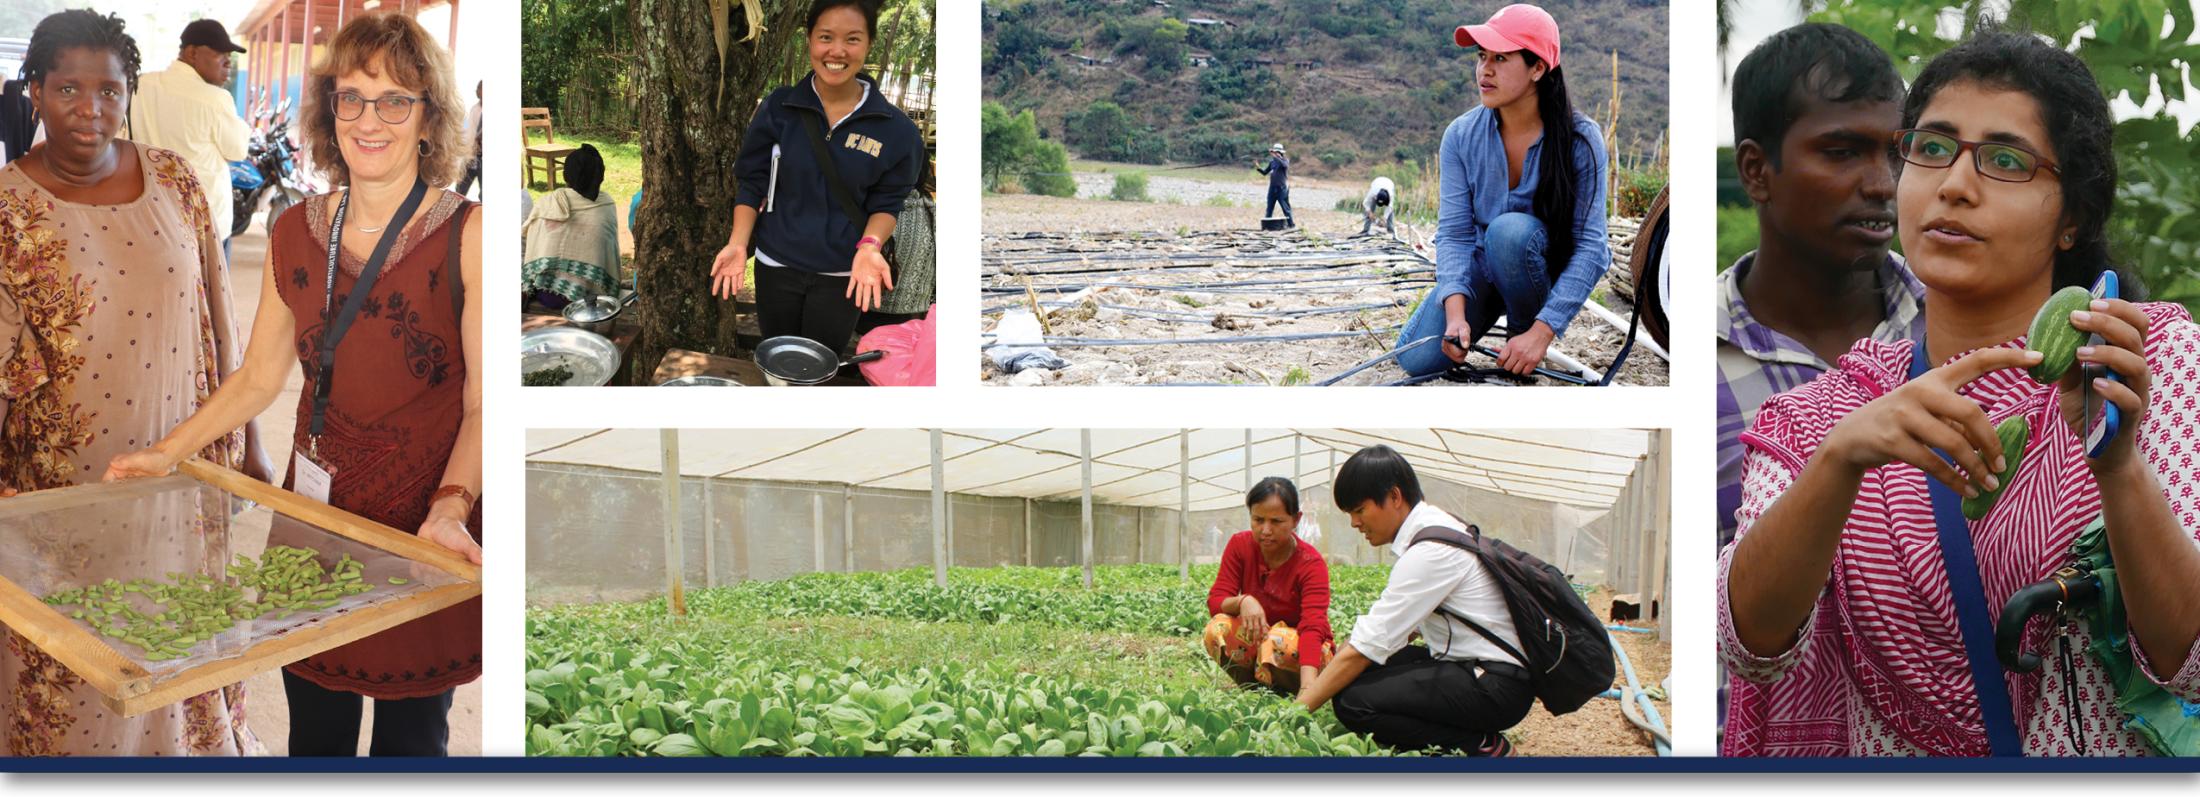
left=875, top=1, right=912, bottom=82
left=629, top=0, right=811, bottom=380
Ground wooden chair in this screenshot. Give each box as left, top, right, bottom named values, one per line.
left=522, top=107, right=579, bottom=189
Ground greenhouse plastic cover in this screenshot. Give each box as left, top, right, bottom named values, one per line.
left=525, top=430, right=1662, bottom=604
left=525, top=429, right=1649, bottom=511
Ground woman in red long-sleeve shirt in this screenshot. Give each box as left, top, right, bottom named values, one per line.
left=1203, top=477, right=1334, bottom=698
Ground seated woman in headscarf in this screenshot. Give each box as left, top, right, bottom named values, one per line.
left=521, top=143, right=621, bottom=309
left=1203, top=477, right=1334, bottom=699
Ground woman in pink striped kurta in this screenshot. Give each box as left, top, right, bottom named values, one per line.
left=1718, top=31, right=2200, bottom=757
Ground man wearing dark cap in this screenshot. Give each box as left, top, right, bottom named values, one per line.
left=130, top=18, right=251, bottom=257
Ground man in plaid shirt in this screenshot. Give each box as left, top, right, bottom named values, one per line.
left=1717, top=24, right=1925, bottom=550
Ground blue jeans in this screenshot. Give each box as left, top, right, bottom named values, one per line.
left=1396, top=212, right=1551, bottom=376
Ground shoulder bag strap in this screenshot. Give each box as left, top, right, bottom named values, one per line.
left=1911, top=341, right=2025, bottom=756
left=797, top=110, right=869, bottom=230
left=1407, top=526, right=1532, bottom=670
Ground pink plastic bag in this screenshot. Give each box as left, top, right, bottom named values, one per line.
left=856, top=306, right=936, bottom=386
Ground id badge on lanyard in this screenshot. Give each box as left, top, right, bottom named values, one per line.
left=305, top=178, right=429, bottom=477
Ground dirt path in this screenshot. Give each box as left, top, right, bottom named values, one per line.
left=981, top=195, right=1669, bottom=386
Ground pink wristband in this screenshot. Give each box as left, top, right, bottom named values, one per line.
left=858, top=235, right=882, bottom=250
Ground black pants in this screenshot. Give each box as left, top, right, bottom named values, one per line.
left=282, top=669, right=456, bottom=756
left=1265, top=187, right=1294, bottom=224
left=1331, top=646, right=1534, bottom=754
left=755, top=264, right=864, bottom=350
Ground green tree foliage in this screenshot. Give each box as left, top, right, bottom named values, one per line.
left=1198, top=61, right=1281, bottom=105
left=1110, top=172, right=1149, bottom=202
left=1027, top=141, right=1077, bottom=197
left=981, top=101, right=1074, bottom=196
left=1139, top=18, right=1190, bottom=77
left=1809, top=0, right=2200, bottom=305
left=1070, top=100, right=1132, bottom=158
left=521, top=0, right=634, bottom=128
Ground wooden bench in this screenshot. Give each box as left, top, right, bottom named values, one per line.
left=522, top=107, right=579, bottom=189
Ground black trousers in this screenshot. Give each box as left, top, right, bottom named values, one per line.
left=755, top=264, right=864, bottom=350
left=1331, top=646, right=1534, bottom=754
left=282, top=669, right=456, bottom=756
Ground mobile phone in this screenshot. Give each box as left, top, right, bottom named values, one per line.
left=2083, top=271, right=2121, bottom=459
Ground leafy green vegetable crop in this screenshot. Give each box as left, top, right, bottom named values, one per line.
left=528, top=564, right=1418, bottom=757
left=42, top=546, right=378, bottom=661
left=688, top=564, right=1390, bottom=639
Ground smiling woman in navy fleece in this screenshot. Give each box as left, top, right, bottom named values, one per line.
left=709, top=0, right=922, bottom=350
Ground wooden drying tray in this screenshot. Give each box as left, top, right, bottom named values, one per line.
left=0, top=459, right=482, bottom=717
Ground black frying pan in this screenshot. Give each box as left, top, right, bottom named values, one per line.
left=754, top=336, right=885, bottom=386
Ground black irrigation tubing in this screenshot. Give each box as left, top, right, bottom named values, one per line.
left=978, top=328, right=1401, bottom=349
left=1314, top=335, right=1440, bottom=386
left=979, top=300, right=1406, bottom=318
left=979, top=274, right=1433, bottom=295
left=1385, top=372, right=1448, bottom=387
left=985, top=251, right=1419, bottom=269
left=986, top=262, right=1406, bottom=282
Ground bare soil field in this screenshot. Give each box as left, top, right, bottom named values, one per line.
left=981, top=192, right=1668, bottom=387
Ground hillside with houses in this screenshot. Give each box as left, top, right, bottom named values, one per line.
left=983, top=0, right=1668, bottom=176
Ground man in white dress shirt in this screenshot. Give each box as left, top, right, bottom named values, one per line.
left=1295, top=445, right=1531, bottom=756
left=129, top=19, right=249, bottom=257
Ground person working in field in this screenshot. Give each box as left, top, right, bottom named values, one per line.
left=1254, top=142, right=1293, bottom=228
left=1295, top=446, right=1529, bottom=757
left=1203, top=477, right=1334, bottom=699
left=1361, top=175, right=1396, bottom=237
left=1395, top=3, right=1611, bottom=378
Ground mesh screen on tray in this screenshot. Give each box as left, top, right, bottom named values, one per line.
left=0, top=475, right=464, bottom=678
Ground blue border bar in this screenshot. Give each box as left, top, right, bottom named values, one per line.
left=4, top=756, right=2197, bottom=773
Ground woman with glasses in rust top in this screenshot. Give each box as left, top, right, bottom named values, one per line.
left=1718, top=29, right=2200, bottom=756
left=107, top=12, right=483, bottom=756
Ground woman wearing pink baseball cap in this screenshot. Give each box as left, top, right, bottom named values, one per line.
left=1394, top=3, right=1611, bottom=380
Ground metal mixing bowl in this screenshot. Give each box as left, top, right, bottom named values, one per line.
left=519, top=326, right=621, bottom=387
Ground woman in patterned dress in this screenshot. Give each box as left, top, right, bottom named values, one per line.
left=107, top=12, right=482, bottom=756
left=0, top=10, right=270, bottom=756
left=1719, top=30, right=2200, bottom=756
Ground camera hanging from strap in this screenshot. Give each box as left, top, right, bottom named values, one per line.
left=308, top=177, right=429, bottom=461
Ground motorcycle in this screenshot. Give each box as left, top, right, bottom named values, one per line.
left=231, top=89, right=309, bottom=237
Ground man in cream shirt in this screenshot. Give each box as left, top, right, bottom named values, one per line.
left=1295, top=445, right=1531, bottom=756
left=130, top=19, right=249, bottom=257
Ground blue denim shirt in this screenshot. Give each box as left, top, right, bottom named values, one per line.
left=1434, top=106, right=1610, bottom=337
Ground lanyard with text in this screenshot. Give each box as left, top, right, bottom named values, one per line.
left=308, top=177, right=429, bottom=465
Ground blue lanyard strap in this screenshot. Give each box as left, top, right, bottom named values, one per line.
left=1910, top=341, right=2025, bottom=756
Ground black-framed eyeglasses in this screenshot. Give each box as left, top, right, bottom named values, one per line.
left=1892, top=128, right=2061, bottom=183
left=330, top=90, right=423, bottom=124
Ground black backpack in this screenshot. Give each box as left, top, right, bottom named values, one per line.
left=1407, top=524, right=1616, bottom=715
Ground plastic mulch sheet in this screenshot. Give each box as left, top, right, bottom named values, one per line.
left=0, top=475, right=465, bottom=679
